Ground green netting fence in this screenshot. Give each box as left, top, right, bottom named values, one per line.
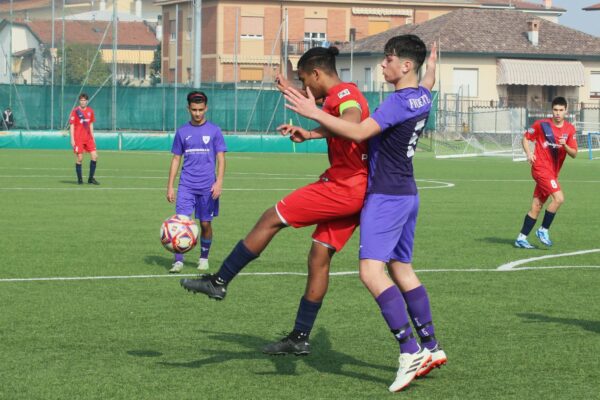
left=0, top=84, right=437, bottom=132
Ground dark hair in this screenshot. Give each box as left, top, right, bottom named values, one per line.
left=187, top=91, right=208, bottom=105
left=383, top=34, right=427, bottom=71
left=297, top=46, right=340, bottom=74
left=552, top=96, right=567, bottom=108
left=79, top=93, right=89, bottom=100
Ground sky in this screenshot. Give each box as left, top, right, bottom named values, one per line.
left=554, top=0, right=600, bottom=37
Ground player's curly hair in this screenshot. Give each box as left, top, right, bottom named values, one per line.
left=297, top=46, right=339, bottom=74
left=384, top=35, right=427, bottom=71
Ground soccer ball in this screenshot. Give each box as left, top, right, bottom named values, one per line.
left=160, top=214, right=199, bottom=253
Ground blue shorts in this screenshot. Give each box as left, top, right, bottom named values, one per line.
left=176, top=186, right=219, bottom=221
left=359, top=193, right=419, bottom=263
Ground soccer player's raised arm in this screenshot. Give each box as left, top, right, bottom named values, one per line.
left=285, top=87, right=379, bottom=143
left=420, top=42, right=437, bottom=91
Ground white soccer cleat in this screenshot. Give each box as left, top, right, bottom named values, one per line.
left=197, top=258, right=209, bottom=271
left=416, top=345, right=447, bottom=377
left=389, top=347, right=431, bottom=392
left=169, top=261, right=184, bottom=273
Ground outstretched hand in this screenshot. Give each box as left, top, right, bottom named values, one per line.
left=277, top=124, right=311, bottom=143
left=284, top=87, right=320, bottom=120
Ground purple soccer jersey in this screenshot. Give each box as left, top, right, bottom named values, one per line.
left=359, top=86, right=431, bottom=262
left=368, top=86, right=431, bottom=195
left=171, top=121, right=227, bottom=191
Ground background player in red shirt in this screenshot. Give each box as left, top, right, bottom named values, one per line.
left=515, top=96, right=578, bottom=248
left=69, top=93, right=99, bottom=185
left=181, top=46, right=370, bottom=354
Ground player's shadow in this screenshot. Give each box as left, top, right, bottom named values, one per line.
left=144, top=255, right=174, bottom=272
left=59, top=180, right=81, bottom=185
left=479, top=237, right=522, bottom=246
left=127, top=350, right=163, bottom=357
left=517, top=313, right=600, bottom=334
left=158, top=328, right=394, bottom=385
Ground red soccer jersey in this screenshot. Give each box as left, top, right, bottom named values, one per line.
left=320, top=82, right=370, bottom=199
left=524, top=118, right=577, bottom=177
left=69, top=106, right=95, bottom=141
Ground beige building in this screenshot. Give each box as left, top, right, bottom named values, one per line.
left=153, top=0, right=565, bottom=84
left=0, top=0, right=161, bottom=22
left=338, top=8, right=600, bottom=107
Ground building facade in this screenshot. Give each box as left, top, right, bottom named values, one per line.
left=154, top=0, right=565, bottom=84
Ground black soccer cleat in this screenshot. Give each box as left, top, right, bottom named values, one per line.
left=180, top=274, right=227, bottom=300
left=77, top=179, right=83, bottom=185
left=262, top=335, right=311, bottom=356
left=88, top=178, right=100, bottom=185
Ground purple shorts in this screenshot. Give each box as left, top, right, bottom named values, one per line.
left=176, top=186, right=219, bottom=221
left=359, top=193, right=419, bottom=263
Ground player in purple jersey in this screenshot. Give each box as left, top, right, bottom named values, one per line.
left=285, top=36, right=446, bottom=392
left=166, top=91, right=227, bottom=273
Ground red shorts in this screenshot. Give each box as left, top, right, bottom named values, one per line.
left=532, top=173, right=561, bottom=203
left=275, top=180, right=365, bottom=251
left=73, top=139, right=96, bottom=154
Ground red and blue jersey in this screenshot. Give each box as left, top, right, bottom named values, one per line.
left=525, top=119, right=577, bottom=177
left=69, top=106, right=95, bottom=141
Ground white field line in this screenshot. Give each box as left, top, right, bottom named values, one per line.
left=496, top=249, right=600, bottom=271
left=2, top=264, right=600, bottom=283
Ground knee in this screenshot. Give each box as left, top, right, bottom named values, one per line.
left=554, top=193, right=565, bottom=205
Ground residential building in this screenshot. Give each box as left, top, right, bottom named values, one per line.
left=336, top=8, right=600, bottom=107
left=583, top=3, right=600, bottom=11
left=0, top=19, right=159, bottom=84
left=153, top=0, right=565, bottom=84
left=0, top=0, right=161, bottom=22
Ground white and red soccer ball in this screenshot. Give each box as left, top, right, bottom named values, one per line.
left=160, top=214, right=199, bottom=253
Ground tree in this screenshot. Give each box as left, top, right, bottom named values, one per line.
left=54, top=44, right=111, bottom=86
left=150, top=42, right=161, bottom=85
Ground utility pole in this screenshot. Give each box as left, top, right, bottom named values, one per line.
left=192, top=0, right=202, bottom=87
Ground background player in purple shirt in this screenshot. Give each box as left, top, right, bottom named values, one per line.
left=166, top=91, right=227, bottom=273
left=285, top=36, right=446, bottom=392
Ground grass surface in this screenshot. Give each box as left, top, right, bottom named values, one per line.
left=0, top=149, right=599, bottom=399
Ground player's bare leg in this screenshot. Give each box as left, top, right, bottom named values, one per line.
left=88, top=150, right=99, bottom=185
left=388, top=261, right=446, bottom=377
left=516, top=197, right=544, bottom=248
left=536, top=191, right=563, bottom=246
left=263, top=242, right=334, bottom=355
left=181, top=206, right=287, bottom=299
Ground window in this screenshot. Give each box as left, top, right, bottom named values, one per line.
left=241, top=16, right=263, bottom=39
left=453, top=68, right=478, bottom=97
left=591, top=72, right=600, bottom=99
left=340, top=68, right=350, bottom=82
left=304, top=18, right=326, bottom=49
left=186, top=16, right=192, bottom=40
left=364, top=67, right=372, bottom=91
left=169, top=19, right=176, bottom=41
left=368, top=20, right=390, bottom=36
left=240, top=67, right=263, bottom=82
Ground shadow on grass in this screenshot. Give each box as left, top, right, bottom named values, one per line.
left=517, top=313, right=600, bottom=334
left=59, top=180, right=81, bottom=185
left=144, top=255, right=174, bottom=272
left=158, top=328, right=394, bottom=385
left=127, top=350, right=163, bottom=357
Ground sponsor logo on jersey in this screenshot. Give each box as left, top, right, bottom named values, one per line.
left=203, top=136, right=211, bottom=144
left=337, top=89, right=351, bottom=99
left=185, top=135, right=192, bottom=141
left=527, top=127, right=535, bottom=134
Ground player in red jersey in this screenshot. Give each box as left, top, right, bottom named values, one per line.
left=181, top=47, right=370, bottom=353
left=69, top=93, right=99, bottom=185
left=515, top=96, right=578, bottom=248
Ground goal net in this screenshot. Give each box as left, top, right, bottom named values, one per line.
left=575, top=122, right=600, bottom=160
left=434, top=106, right=526, bottom=160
